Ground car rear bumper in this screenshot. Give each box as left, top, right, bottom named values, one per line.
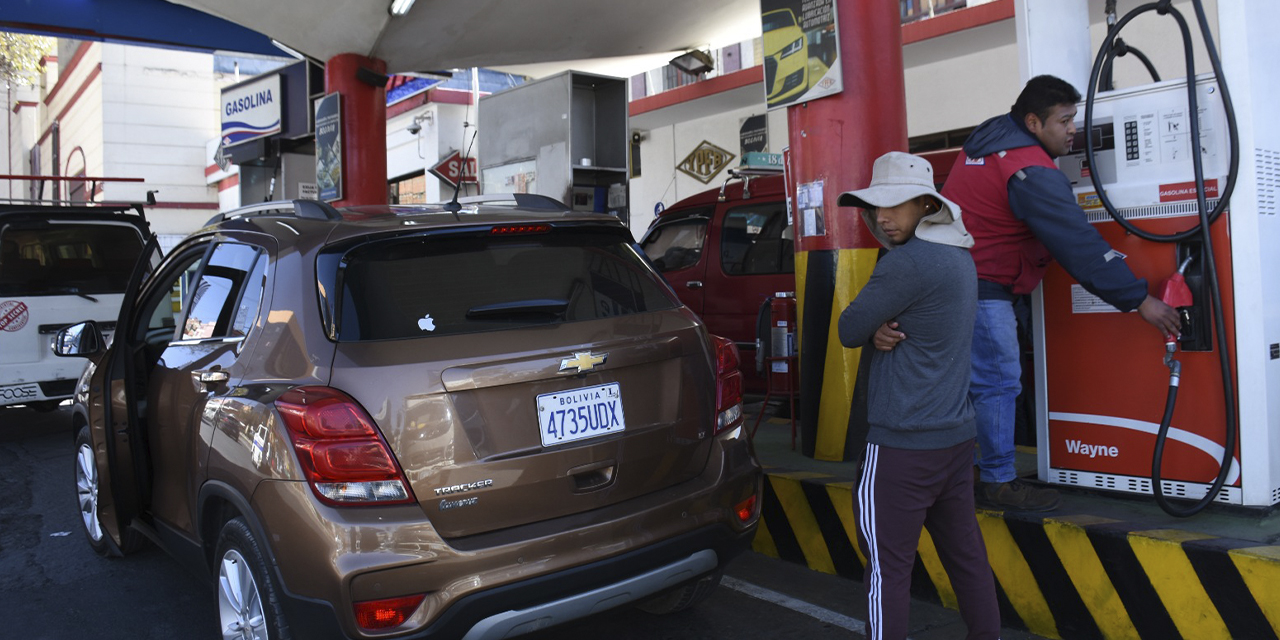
left=461, top=548, right=718, bottom=640
left=278, top=522, right=754, bottom=640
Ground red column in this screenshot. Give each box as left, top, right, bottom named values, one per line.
left=789, top=0, right=907, bottom=460
left=325, top=53, right=388, bottom=206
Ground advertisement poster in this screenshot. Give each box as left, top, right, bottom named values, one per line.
left=761, top=0, right=842, bottom=110
left=740, top=114, right=768, bottom=156
left=314, top=93, right=342, bottom=203
left=220, top=74, right=282, bottom=146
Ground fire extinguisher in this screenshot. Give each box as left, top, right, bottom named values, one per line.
left=769, top=292, right=797, bottom=389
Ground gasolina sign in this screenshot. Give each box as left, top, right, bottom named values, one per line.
left=220, top=74, right=282, bottom=146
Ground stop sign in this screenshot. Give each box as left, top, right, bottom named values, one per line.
left=429, top=150, right=478, bottom=188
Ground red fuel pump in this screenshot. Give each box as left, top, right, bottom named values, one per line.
left=1037, top=0, right=1280, bottom=515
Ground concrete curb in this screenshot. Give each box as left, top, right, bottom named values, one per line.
left=752, top=464, right=1280, bottom=640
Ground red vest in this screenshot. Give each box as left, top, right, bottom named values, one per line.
left=940, top=145, right=1059, bottom=295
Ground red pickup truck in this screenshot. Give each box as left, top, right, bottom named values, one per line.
left=640, top=174, right=790, bottom=392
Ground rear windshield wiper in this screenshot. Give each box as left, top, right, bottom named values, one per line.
left=44, top=286, right=99, bottom=303
left=466, top=299, right=569, bottom=320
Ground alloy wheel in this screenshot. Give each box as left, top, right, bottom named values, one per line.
left=75, top=443, right=102, bottom=542
left=219, top=549, right=268, bottom=640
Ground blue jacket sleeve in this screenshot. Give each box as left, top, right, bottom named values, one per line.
left=1009, top=166, right=1148, bottom=312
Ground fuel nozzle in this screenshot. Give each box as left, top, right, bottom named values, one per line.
left=1156, top=255, right=1195, bottom=347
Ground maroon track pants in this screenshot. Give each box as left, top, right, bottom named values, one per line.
left=855, top=439, right=1001, bottom=640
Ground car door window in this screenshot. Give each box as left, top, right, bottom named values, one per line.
left=720, top=203, right=793, bottom=275
left=181, top=243, right=265, bottom=341
left=146, top=255, right=204, bottom=341
left=231, top=255, right=267, bottom=338
left=640, top=214, right=709, bottom=272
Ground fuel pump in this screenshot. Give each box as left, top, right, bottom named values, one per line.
left=1037, top=0, right=1280, bottom=514
left=1091, top=0, right=1238, bottom=517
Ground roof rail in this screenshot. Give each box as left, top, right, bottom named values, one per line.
left=455, top=194, right=568, bottom=211
left=204, top=199, right=344, bottom=226
left=0, top=198, right=147, bottom=220
left=717, top=167, right=780, bottom=202
left=292, top=199, right=343, bottom=220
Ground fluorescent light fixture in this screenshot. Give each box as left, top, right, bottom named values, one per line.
left=670, top=50, right=714, bottom=75
left=270, top=39, right=307, bottom=61
left=389, top=0, right=416, bottom=16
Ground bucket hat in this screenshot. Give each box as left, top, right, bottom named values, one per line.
left=837, top=151, right=972, bottom=249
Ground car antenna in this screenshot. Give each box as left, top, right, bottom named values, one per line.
left=443, top=124, right=479, bottom=215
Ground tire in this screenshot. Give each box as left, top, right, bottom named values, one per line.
left=215, top=517, right=291, bottom=640
left=635, top=569, right=722, bottom=615
left=74, top=425, right=145, bottom=557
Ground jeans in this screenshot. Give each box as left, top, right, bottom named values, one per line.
left=970, top=299, right=1022, bottom=484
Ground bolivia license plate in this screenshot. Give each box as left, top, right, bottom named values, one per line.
left=537, top=383, right=625, bottom=447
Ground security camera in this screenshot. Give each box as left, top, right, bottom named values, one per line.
left=407, top=122, right=422, bottom=135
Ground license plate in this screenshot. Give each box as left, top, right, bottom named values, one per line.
left=0, top=383, right=43, bottom=405
left=537, top=383, right=625, bottom=447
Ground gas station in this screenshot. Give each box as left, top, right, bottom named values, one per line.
left=4, top=0, right=1280, bottom=638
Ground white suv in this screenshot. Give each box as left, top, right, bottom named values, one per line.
left=0, top=203, right=149, bottom=411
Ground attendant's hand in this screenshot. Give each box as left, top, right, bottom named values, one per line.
left=1138, top=295, right=1181, bottom=338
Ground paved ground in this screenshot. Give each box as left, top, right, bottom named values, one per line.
left=0, top=403, right=1049, bottom=639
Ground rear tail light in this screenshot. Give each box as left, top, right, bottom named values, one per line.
left=276, top=386, right=416, bottom=506
left=711, top=335, right=744, bottom=435
left=735, top=495, right=758, bottom=523
left=354, top=594, right=426, bottom=630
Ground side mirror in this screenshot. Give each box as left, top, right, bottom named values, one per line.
left=52, top=321, right=104, bottom=358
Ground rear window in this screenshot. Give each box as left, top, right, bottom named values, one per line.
left=0, top=222, right=144, bottom=296
left=334, top=229, right=679, bottom=341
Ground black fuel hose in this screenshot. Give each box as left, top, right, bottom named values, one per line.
left=1084, top=0, right=1238, bottom=517
left=1100, top=38, right=1161, bottom=91
left=1151, top=358, right=1184, bottom=509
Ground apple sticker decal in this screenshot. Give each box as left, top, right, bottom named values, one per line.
left=418, top=314, right=436, bottom=331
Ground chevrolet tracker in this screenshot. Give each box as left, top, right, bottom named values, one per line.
left=54, top=195, right=761, bottom=640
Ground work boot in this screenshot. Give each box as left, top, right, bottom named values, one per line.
left=977, top=479, right=1060, bottom=512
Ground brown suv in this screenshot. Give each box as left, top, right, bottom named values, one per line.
left=55, top=196, right=761, bottom=639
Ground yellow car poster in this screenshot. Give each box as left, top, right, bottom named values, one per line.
left=761, top=0, right=842, bottom=110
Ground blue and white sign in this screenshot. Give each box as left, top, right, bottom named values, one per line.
left=220, top=74, right=282, bottom=146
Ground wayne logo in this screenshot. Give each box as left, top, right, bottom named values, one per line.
left=678, top=141, right=735, bottom=184
left=1065, top=439, right=1119, bottom=459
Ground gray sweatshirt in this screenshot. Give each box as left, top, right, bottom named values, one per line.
left=838, top=236, right=977, bottom=450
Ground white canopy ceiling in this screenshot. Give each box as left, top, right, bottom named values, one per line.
left=166, top=0, right=764, bottom=78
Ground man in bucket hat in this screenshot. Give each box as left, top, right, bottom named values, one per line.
left=838, top=151, right=1000, bottom=640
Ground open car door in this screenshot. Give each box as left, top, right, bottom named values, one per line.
left=93, top=233, right=164, bottom=550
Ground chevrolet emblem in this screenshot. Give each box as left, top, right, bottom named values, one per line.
left=559, top=351, right=607, bottom=374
